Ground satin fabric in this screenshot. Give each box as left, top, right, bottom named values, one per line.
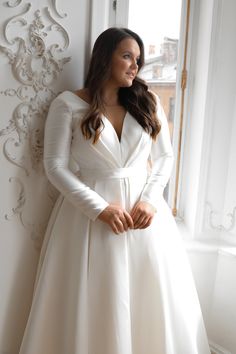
left=19, top=91, right=211, bottom=354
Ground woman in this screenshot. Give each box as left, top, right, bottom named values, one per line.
left=19, top=28, right=211, bottom=354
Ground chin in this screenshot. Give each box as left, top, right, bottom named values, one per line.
left=121, top=80, right=133, bottom=88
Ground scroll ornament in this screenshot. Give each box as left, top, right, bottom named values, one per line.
left=0, top=4, right=71, bottom=246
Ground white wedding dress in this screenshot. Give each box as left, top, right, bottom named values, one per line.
left=19, top=91, right=211, bottom=354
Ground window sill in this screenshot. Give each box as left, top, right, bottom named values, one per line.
left=176, top=220, right=236, bottom=259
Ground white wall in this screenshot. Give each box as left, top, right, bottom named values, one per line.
left=187, top=249, right=236, bottom=354
left=187, top=250, right=218, bottom=330
left=0, top=1, right=91, bottom=353
left=210, top=252, right=236, bottom=353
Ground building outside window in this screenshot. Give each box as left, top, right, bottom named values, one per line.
left=126, top=0, right=184, bottom=210
left=128, top=0, right=182, bottom=142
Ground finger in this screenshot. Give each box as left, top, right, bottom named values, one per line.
left=124, top=211, right=134, bottom=229
left=111, top=222, right=119, bottom=234
left=130, top=205, right=139, bottom=219
left=134, top=215, right=147, bottom=229
left=132, top=210, right=142, bottom=224
left=110, top=216, right=122, bottom=234
left=114, top=219, right=124, bottom=234
left=139, top=217, right=153, bottom=229
left=120, top=215, right=129, bottom=231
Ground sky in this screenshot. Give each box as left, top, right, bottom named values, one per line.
left=128, top=0, right=182, bottom=57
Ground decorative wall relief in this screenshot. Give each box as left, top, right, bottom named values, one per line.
left=0, top=2, right=71, bottom=247
left=51, top=0, right=67, bottom=18
left=5, top=0, right=23, bottom=8
left=205, top=202, right=236, bottom=234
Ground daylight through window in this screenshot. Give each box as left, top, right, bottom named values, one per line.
left=128, top=0, right=182, bottom=142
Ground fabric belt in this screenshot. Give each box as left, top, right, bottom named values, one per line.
left=79, top=166, right=147, bottom=180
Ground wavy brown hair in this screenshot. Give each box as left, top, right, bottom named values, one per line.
left=81, top=27, right=161, bottom=143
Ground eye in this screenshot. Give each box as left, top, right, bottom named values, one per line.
left=123, top=54, right=131, bottom=59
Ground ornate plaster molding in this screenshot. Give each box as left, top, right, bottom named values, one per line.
left=206, top=202, right=236, bottom=233
left=4, top=3, right=31, bottom=44
left=5, top=177, right=25, bottom=221
left=0, top=8, right=71, bottom=174
left=5, top=0, right=23, bottom=7
left=0, top=86, right=29, bottom=100
left=51, top=0, right=67, bottom=18
left=5, top=177, right=50, bottom=248
left=46, top=7, right=70, bottom=51
left=0, top=4, right=71, bottom=245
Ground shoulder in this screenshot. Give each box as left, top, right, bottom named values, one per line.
left=47, top=93, right=71, bottom=116
left=74, top=88, right=91, bottom=104
left=148, top=90, right=163, bottom=112
left=148, top=90, right=160, bottom=104
left=49, top=89, right=90, bottom=112
left=147, top=90, right=167, bottom=124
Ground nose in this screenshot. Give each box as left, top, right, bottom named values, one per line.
left=131, top=59, right=138, bottom=70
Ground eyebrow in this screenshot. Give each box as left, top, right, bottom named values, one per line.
left=122, top=50, right=140, bottom=58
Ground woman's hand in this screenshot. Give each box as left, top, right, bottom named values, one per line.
left=98, top=204, right=134, bottom=234
left=130, top=201, right=156, bottom=229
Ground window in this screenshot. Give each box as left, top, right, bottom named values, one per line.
left=108, top=0, right=190, bottom=216
left=96, top=0, right=235, bottom=243
left=127, top=0, right=182, bottom=143
left=125, top=0, right=187, bottom=214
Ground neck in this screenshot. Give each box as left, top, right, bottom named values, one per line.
left=102, top=83, right=120, bottom=106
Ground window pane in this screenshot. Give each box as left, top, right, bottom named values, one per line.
left=128, top=0, right=182, bottom=141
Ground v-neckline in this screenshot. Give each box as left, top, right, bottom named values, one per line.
left=68, top=91, right=128, bottom=144
left=103, top=112, right=128, bottom=144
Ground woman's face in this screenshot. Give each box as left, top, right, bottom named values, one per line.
left=108, top=38, right=141, bottom=88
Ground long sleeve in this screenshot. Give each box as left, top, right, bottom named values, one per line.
left=43, top=97, right=109, bottom=221
left=140, top=95, right=174, bottom=209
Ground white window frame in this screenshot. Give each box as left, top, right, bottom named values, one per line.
left=176, top=0, right=236, bottom=247
left=108, top=0, right=190, bottom=223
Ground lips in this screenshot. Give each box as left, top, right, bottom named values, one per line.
left=126, top=72, right=136, bottom=79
